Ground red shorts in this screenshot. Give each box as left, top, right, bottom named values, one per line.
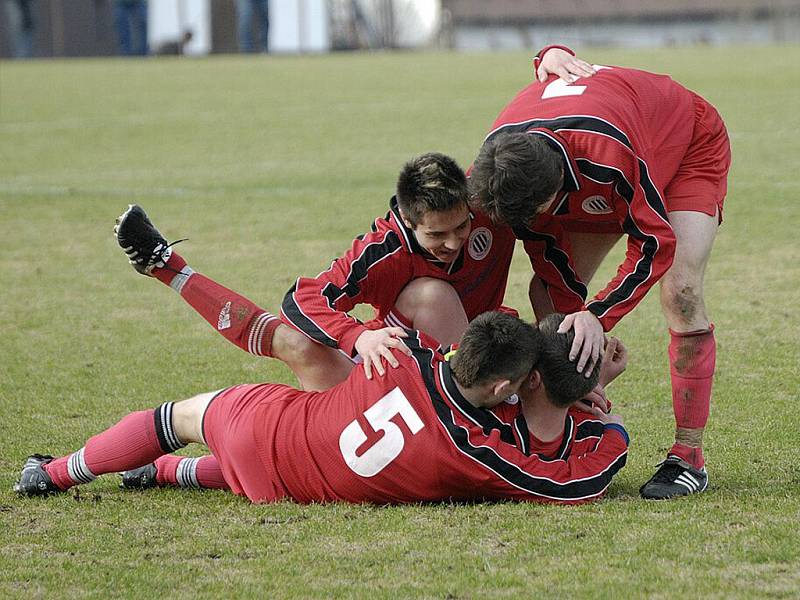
left=664, top=92, right=731, bottom=222
left=202, top=383, right=300, bottom=503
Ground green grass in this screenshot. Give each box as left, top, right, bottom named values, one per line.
left=1, top=46, right=800, bottom=598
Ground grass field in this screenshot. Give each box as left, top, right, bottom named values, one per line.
left=1, top=45, right=800, bottom=598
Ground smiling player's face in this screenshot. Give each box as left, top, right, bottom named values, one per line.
left=406, top=203, right=472, bottom=263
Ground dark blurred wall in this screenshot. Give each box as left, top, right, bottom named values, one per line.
left=0, top=0, right=118, bottom=58
left=0, top=1, right=251, bottom=58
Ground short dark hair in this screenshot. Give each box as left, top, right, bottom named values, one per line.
left=469, top=132, right=563, bottom=227
left=451, top=312, right=540, bottom=388
left=536, top=313, right=600, bottom=408
left=396, top=153, right=468, bottom=226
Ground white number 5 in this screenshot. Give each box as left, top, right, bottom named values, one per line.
left=339, top=387, right=424, bottom=477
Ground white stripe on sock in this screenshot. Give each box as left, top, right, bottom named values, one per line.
left=67, top=447, right=96, bottom=484
left=170, top=266, right=195, bottom=294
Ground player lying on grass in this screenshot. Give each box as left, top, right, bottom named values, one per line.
left=114, top=153, right=519, bottom=391
left=15, top=307, right=628, bottom=505
left=469, top=48, right=730, bottom=499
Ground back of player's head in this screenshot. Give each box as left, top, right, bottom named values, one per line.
left=451, top=311, right=540, bottom=388
left=469, top=132, right=563, bottom=228
left=536, top=313, right=600, bottom=408
left=396, top=153, right=469, bottom=226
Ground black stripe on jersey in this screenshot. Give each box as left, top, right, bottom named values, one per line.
left=320, top=230, right=403, bottom=310
left=526, top=130, right=581, bottom=192
left=485, top=115, right=633, bottom=152
left=637, top=159, right=669, bottom=222
left=575, top=419, right=605, bottom=441
left=535, top=415, right=575, bottom=462
left=281, top=282, right=340, bottom=349
left=575, top=158, right=659, bottom=319
left=439, top=363, right=521, bottom=447
left=514, top=415, right=530, bottom=456
left=406, top=332, right=627, bottom=501
left=512, top=225, right=588, bottom=302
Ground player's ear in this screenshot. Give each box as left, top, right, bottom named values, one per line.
left=491, top=379, right=513, bottom=398
left=528, top=369, right=543, bottom=390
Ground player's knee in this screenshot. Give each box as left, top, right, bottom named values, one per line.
left=661, top=276, right=704, bottom=326
left=396, top=277, right=460, bottom=321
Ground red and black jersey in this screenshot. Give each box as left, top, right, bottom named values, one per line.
left=485, top=64, right=699, bottom=330
left=280, top=197, right=516, bottom=355
left=256, top=330, right=629, bottom=505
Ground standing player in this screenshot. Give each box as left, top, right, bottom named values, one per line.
left=469, top=51, right=730, bottom=499
left=15, top=310, right=629, bottom=505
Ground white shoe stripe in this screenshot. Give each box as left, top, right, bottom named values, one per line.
left=674, top=480, right=695, bottom=493
left=675, top=473, right=698, bottom=492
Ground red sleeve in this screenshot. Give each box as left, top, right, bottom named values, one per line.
left=471, top=421, right=629, bottom=504
left=563, top=133, right=676, bottom=330
left=280, top=222, right=414, bottom=356
left=519, top=216, right=587, bottom=314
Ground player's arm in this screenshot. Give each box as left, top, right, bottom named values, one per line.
left=556, top=135, right=676, bottom=374
left=478, top=407, right=628, bottom=504
left=516, top=220, right=588, bottom=317
left=533, top=46, right=597, bottom=83
left=582, top=144, right=677, bottom=331
left=280, top=225, right=414, bottom=368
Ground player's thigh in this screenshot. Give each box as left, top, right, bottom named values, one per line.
left=563, top=231, right=622, bottom=283
left=173, top=390, right=220, bottom=445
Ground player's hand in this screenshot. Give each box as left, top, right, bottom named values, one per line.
left=588, top=404, right=624, bottom=426
left=355, top=327, right=412, bottom=380
left=578, top=384, right=610, bottom=414
left=558, top=310, right=605, bottom=377
left=537, top=48, right=596, bottom=83
left=599, top=337, right=628, bottom=387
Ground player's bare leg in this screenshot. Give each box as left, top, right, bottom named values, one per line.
left=528, top=232, right=621, bottom=320
left=14, top=392, right=214, bottom=496
left=394, top=277, right=469, bottom=347
left=639, top=210, right=718, bottom=499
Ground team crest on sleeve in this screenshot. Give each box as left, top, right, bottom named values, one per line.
left=468, top=227, right=492, bottom=260
left=581, top=195, right=614, bottom=215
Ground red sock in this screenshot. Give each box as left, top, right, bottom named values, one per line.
left=178, top=272, right=281, bottom=357
left=44, top=403, right=184, bottom=490
left=152, top=251, right=190, bottom=287
left=154, top=454, right=229, bottom=490
left=668, top=325, right=715, bottom=469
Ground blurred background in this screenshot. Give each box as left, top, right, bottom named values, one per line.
left=1, top=0, right=799, bottom=60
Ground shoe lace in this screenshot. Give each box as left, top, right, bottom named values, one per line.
left=650, top=459, right=685, bottom=484
left=152, top=238, right=187, bottom=273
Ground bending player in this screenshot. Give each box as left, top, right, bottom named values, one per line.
left=469, top=48, right=730, bottom=498
left=15, top=306, right=629, bottom=505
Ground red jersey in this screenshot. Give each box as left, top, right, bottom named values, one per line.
left=253, top=330, right=629, bottom=504
left=486, top=65, right=699, bottom=330
left=280, top=197, right=516, bottom=355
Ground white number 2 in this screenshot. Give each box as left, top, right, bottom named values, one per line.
left=541, top=65, right=611, bottom=99
left=339, top=387, right=424, bottom=477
